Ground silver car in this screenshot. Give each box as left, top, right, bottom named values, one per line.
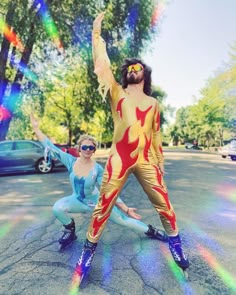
left=228, top=140, right=236, bottom=161
left=218, top=143, right=231, bottom=158
left=0, top=140, right=62, bottom=174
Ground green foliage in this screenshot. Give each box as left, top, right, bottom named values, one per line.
left=169, top=42, right=236, bottom=147
left=151, top=85, right=172, bottom=127
left=2, top=0, right=163, bottom=143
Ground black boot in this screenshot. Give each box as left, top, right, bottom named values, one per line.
left=59, top=218, right=77, bottom=246
left=145, top=224, right=169, bottom=242
left=75, top=239, right=97, bottom=283
left=169, top=234, right=189, bottom=270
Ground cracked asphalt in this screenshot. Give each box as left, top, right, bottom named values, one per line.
left=0, top=150, right=236, bottom=295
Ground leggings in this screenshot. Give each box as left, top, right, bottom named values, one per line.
left=87, top=159, right=178, bottom=243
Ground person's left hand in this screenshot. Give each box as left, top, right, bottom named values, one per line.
left=93, top=11, right=105, bottom=33
left=127, top=208, right=142, bottom=220
left=158, top=163, right=165, bottom=175
left=30, top=112, right=39, bottom=130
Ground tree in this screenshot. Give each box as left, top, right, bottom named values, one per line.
left=171, top=41, right=236, bottom=147
left=2, top=0, right=165, bottom=143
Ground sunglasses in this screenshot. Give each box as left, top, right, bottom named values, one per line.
left=127, top=63, right=143, bottom=73
left=81, top=145, right=96, bottom=151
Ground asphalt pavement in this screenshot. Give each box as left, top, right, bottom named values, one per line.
left=0, top=151, right=236, bottom=295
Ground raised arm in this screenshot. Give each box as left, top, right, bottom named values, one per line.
left=92, top=12, right=116, bottom=100
left=30, top=112, right=46, bottom=141
left=30, top=112, right=74, bottom=169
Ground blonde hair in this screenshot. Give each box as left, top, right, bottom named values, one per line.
left=77, top=134, right=97, bottom=149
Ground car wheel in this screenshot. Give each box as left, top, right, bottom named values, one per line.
left=231, top=156, right=236, bottom=161
left=36, top=158, right=53, bottom=173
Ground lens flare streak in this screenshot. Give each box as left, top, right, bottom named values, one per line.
left=216, top=184, right=236, bottom=203
left=102, top=244, right=112, bottom=282
left=151, top=3, right=165, bottom=28
left=0, top=17, right=25, bottom=52
left=0, top=105, right=12, bottom=121
left=159, top=244, right=195, bottom=294
left=0, top=209, right=28, bottom=239
left=33, top=0, right=64, bottom=53
left=151, top=0, right=168, bottom=31
left=197, top=244, right=236, bottom=292
left=69, top=271, right=81, bottom=295
left=10, top=56, right=39, bottom=83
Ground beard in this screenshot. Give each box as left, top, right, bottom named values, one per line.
left=127, top=73, right=144, bottom=84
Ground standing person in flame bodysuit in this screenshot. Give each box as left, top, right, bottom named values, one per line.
left=30, top=113, right=167, bottom=250
left=75, top=12, right=189, bottom=282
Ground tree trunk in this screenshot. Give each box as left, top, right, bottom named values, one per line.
left=0, top=37, right=10, bottom=105
left=0, top=21, right=36, bottom=140
left=0, top=2, right=15, bottom=140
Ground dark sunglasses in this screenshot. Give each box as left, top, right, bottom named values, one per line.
left=81, top=145, right=96, bottom=151
left=127, top=63, right=143, bottom=73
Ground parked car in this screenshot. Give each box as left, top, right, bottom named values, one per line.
left=185, top=143, right=203, bottom=150
left=185, top=142, right=193, bottom=149
left=218, top=140, right=236, bottom=161
left=0, top=140, right=63, bottom=175
left=228, top=140, right=236, bottom=161
left=55, top=144, right=79, bottom=157
left=218, top=144, right=231, bottom=158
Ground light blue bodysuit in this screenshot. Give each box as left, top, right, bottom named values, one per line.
left=42, top=138, right=148, bottom=234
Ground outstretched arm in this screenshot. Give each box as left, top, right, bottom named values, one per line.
left=115, top=202, right=142, bottom=220
left=92, top=12, right=116, bottom=100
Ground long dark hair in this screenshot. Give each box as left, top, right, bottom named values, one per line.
left=121, top=58, right=152, bottom=95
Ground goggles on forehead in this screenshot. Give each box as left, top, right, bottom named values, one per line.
left=127, top=63, right=144, bottom=73
left=81, top=145, right=96, bottom=151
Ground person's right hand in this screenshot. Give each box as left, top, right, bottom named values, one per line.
left=93, top=11, right=105, bottom=33
left=127, top=208, right=142, bottom=220
left=30, top=112, right=39, bottom=130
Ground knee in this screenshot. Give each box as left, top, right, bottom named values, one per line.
left=111, top=213, right=128, bottom=226
left=52, top=200, right=65, bottom=217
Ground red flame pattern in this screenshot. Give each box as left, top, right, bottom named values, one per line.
left=136, top=106, right=152, bottom=127
left=116, top=127, right=139, bottom=179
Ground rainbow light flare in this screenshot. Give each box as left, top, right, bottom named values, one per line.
left=4, top=91, right=21, bottom=113
left=180, top=218, right=225, bottom=256
left=102, top=244, right=112, bottom=282
left=0, top=58, right=38, bottom=121
left=10, top=56, right=39, bottom=83
left=151, top=1, right=166, bottom=31
left=127, top=4, right=139, bottom=30
left=69, top=271, right=81, bottom=295
left=0, top=105, right=12, bottom=121
left=33, top=0, right=64, bottom=53
left=197, top=244, right=236, bottom=292
left=0, top=17, right=24, bottom=52
left=216, top=183, right=236, bottom=203
left=159, top=244, right=195, bottom=294
left=0, top=209, right=28, bottom=239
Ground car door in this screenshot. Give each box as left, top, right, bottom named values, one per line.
left=0, top=141, right=15, bottom=171
left=13, top=141, right=43, bottom=169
